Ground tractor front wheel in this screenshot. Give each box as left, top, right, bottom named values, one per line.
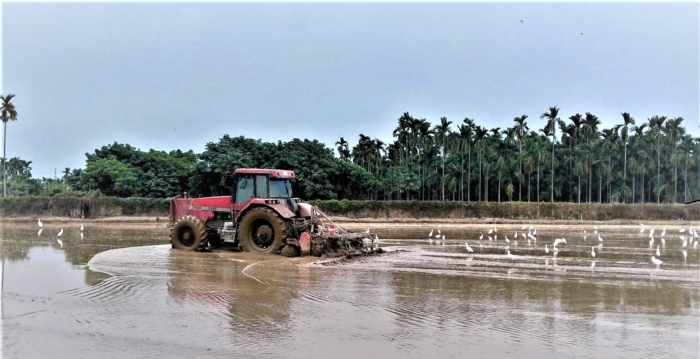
left=170, top=215, right=208, bottom=251
left=238, top=207, right=289, bottom=254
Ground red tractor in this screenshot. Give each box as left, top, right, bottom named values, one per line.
left=168, top=168, right=373, bottom=257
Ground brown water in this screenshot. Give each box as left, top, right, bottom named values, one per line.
left=2, top=222, right=699, bottom=359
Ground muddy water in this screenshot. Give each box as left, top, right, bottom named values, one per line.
left=2, top=222, right=699, bottom=358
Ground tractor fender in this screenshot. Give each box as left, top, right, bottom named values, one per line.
left=266, top=203, right=297, bottom=218
left=237, top=203, right=296, bottom=223
left=297, top=203, right=315, bottom=217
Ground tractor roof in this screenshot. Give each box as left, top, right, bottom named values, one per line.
left=234, top=168, right=296, bottom=179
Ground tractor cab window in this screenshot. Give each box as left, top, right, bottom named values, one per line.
left=255, top=175, right=268, bottom=198
left=235, top=175, right=255, bottom=204
left=269, top=179, right=293, bottom=198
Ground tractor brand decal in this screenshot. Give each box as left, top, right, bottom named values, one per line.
left=190, top=205, right=230, bottom=212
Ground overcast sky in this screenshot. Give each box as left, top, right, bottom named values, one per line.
left=2, top=2, right=698, bottom=179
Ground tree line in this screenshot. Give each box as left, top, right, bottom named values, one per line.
left=343, top=108, right=699, bottom=204
left=2, top=107, right=698, bottom=204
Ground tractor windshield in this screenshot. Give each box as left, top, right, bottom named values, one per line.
left=269, top=179, right=293, bottom=198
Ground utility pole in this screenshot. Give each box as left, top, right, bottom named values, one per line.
left=54, top=168, right=56, bottom=181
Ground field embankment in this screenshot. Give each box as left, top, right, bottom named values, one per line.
left=309, top=200, right=700, bottom=222
left=1, top=196, right=698, bottom=223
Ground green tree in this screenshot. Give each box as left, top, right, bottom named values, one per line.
left=78, top=158, right=140, bottom=197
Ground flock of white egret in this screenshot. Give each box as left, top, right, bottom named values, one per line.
left=424, top=222, right=699, bottom=270
left=36, top=219, right=84, bottom=248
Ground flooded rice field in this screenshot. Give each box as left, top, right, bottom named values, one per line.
left=1, top=222, right=699, bottom=359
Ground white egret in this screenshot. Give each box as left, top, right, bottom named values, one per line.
left=465, top=242, right=473, bottom=253
left=651, top=256, right=662, bottom=269
left=680, top=227, right=686, bottom=233
left=429, top=229, right=433, bottom=237
left=598, top=234, right=604, bottom=242
left=494, top=228, right=498, bottom=233
left=38, top=219, right=43, bottom=228
left=479, top=234, right=484, bottom=240
left=505, top=236, right=510, bottom=243
left=553, top=238, right=567, bottom=247
left=57, top=229, right=63, bottom=237
left=521, top=225, right=526, bottom=230
left=545, top=244, right=549, bottom=254
left=655, top=246, right=660, bottom=257
left=591, top=247, right=596, bottom=258
left=80, top=224, right=84, bottom=232
left=80, top=232, right=84, bottom=240
left=488, top=229, right=493, bottom=234
left=514, top=231, right=518, bottom=238
left=506, top=250, right=516, bottom=260
left=660, top=228, right=666, bottom=237
left=38, top=229, right=43, bottom=236
left=683, top=250, right=688, bottom=263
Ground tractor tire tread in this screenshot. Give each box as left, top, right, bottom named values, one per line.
left=238, top=207, right=291, bottom=254
left=170, top=215, right=209, bottom=251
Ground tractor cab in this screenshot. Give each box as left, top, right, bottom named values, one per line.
left=228, top=169, right=299, bottom=220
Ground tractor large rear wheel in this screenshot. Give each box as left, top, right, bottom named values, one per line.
left=238, top=207, right=289, bottom=254
left=170, top=215, right=208, bottom=251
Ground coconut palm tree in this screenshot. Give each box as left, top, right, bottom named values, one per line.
left=434, top=117, right=452, bottom=201
left=457, top=123, right=473, bottom=201
left=647, top=115, right=667, bottom=203
left=1, top=94, right=18, bottom=197
left=540, top=106, right=561, bottom=203
left=513, top=115, right=529, bottom=202
left=335, top=137, right=350, bottom=161
left=474, top=126, right=489, bottom=201
left=620, top=112, right=635, bottom=201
